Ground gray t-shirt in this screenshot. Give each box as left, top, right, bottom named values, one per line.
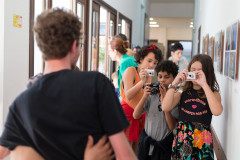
left=142, top=94, right=179, bottom=155
left=168, top=56, right=188, bottom=72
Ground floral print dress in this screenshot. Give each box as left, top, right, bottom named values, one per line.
left=172, top=89, right=214, bottom=160
left=172, top=121, right=213, bottom=160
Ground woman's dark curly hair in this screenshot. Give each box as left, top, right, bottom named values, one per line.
left=134, top=45, right=163, bottom=64
left=155, top=60, right=179, bottom=78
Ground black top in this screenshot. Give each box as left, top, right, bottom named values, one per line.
left=178, top=89, right=212, bottom=125
left=0, top=70, right=129, bottom=160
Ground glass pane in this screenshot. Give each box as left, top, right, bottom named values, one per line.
left=76, top=2, right=84, bottom=70
left=52, top=0, right=71, bottom=11
left=110, top=20, right=114, bottom=37
left=121, top=19, right=126, bottom=34
left=118, top=19, right=122, bottom=34
left=108, top=19, right=115, bottom=78
left=34, top=0, right=44, bottom=75
left=91, top=11, right=98, bottom=71
left=98, top=7, right=107, bottom=75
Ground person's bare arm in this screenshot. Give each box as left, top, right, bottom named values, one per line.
left=133, top=84, right=151, bottom=119
left=108, top=131, right=137, bottom=160
left=0, top=146, right=10, bottom=160
left=122, top=67, right=144, bottom=100
left=164, top=112, right=177, bottom=130
left=10, top=146, right=44, bottom=160
left=162, top=70, right=187, bottom=112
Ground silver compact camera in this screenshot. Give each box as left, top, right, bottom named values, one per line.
left=186, top=72, right=196, bottom=80
left=145, top=69, right=154, bottom=77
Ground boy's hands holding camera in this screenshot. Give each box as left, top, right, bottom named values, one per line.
left=143, top=83, right=152, bottom=98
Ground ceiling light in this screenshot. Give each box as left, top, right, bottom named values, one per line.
left=189, top=24, right=193, bottom=28
left=149, top=18, right=153, bottom=20
left=150, top=24, right=159, bottom=27
left=149, top=21, right=157, bottom=25
left=190, top=22, right=193, bottom=25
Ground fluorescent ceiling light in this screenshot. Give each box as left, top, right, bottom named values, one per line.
left=149, top=21, right=157, bottom=25
left=189, top=24, right=193, bottom=28
left=150, top=24, right=159, bottom=27
left=149, top=18, right=153, bottom=20
left=190, top=22, right=193, bottom=25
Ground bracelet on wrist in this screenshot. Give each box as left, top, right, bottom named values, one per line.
left=168, top=83, right=178, bottom=91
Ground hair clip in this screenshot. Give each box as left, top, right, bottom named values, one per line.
left=147, top=44, right=156, bottom=50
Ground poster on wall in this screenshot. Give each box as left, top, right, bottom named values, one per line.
left=224, top=21, right=239, bottom=80
left=229, top=52, right=236, bottom=80
left=208, top=37, right=214, bottom=61
left=204, top=34, right=209, bottom=54
left=214, top=31, right=224, bottom=73
left=202, top=36, right=205, bottom=54
left=224, top=52, right=230, bottom=77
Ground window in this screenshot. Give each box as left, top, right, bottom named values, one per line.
left=98, top=7, right=108, bottom=74
left=118, top=13, right=132, bottom=47
left=33, top=0, right=45, bottom=76
left=52, top=0, right=71, bottom=10
left=76, top=1, right=85, bottom=70
left=91, top=3, right=100, bottom=71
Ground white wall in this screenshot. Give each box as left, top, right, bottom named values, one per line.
left=0, top=0, right=30, bottom=133
left=103, top=0, right=148, bottom=46
left=193, top=0, right=240, bottom=159
left=0, top=0, right=4, bottom=133
left=150, top=2, right=194, bottom=18
left=149, top=27, right=192, bottom=56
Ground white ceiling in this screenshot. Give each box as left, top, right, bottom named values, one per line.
left=149, top=17, right=193, bottom=28
left=148, top=0, right=194, bottom=28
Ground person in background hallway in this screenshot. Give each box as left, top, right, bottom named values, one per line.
left=162, top=54, right=223, bottom=160
left=0, top=8, right=137, bottom=160
left=133, top=60, right=179, bottom=160
left=168, top=42, right=188, bottom=72
left=121, top=45, right=163, bottom=153
left=115, top=33, right=134, bottom=56
left=133, top=45, right=141, bottom=55
left=109, top=37, right=137, bottom=94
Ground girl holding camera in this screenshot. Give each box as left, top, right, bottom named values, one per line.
left=120, top=45, right=163, bottom=153
left=162, top=54, right=223, bottom=159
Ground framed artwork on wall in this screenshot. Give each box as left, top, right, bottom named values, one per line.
left=208, top=37, right=215, bottom=61
left=214, top=31, right=224, bottom=73
left=224, top=21, right=239, bottom=80
left=204, top=34, right=209, bottom=54
left=202, top=36, right=205, bottom=54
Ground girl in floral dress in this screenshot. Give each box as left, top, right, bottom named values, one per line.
left=162, top=54, right=223, bottom=159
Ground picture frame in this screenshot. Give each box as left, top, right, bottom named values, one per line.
left=214, top=31, right=224, bottom=73
left=208, top=37, right=215, bottom=61
left=204, top=34, right=209, bottom=55
left=224, top=21, right=239, bottom=80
